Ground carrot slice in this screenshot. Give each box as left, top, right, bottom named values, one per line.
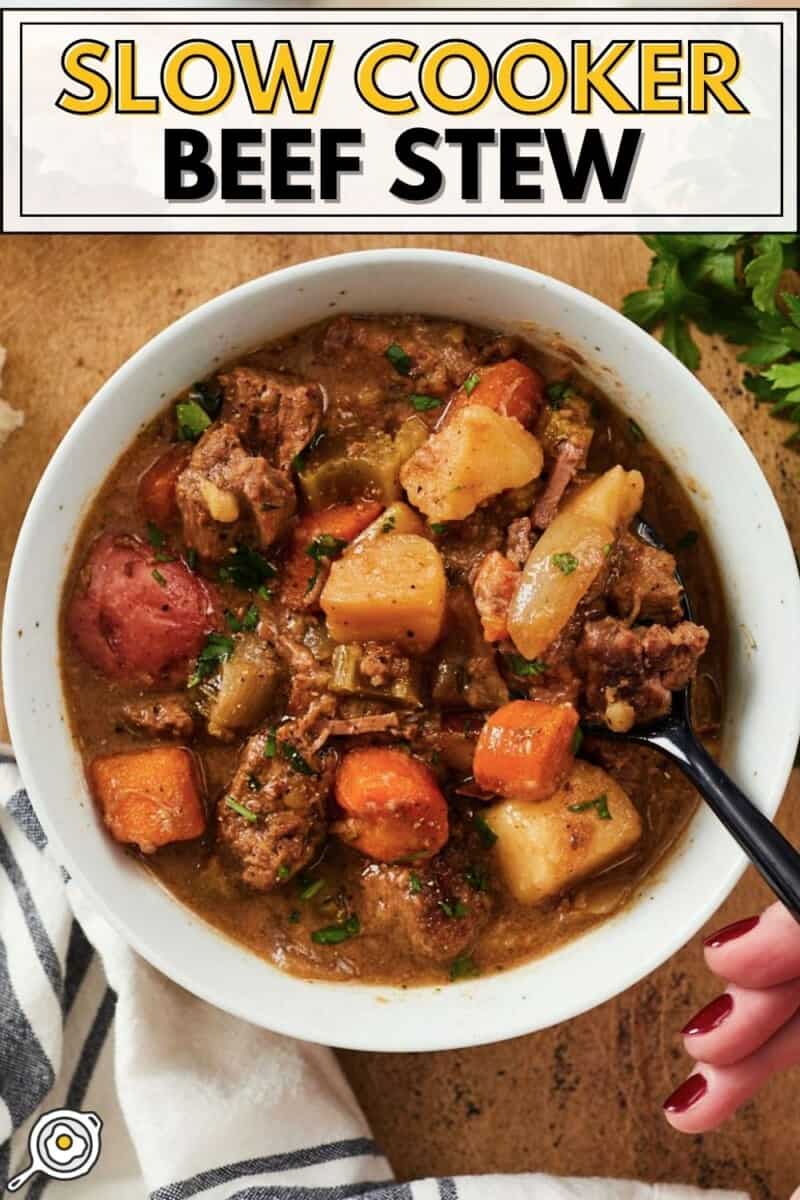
left=91, top=746, right=205, bottom=853
left=444, top=359, right=544, bottom=429
left=281, top=500, right=383, bottom=607
left=137, top=445, right=192, bottom=526
left=334, top=746, right=449, bottom=862
left=473, top=700, right=579, bottom=802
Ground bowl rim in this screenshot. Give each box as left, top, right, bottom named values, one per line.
left=5, top=246, right=800, bottom=1051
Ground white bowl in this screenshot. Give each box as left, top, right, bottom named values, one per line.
left=5, top=249, right=800, bottom=1052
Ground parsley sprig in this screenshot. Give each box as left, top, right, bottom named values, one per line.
left=622, top=234, right=800, bottom=443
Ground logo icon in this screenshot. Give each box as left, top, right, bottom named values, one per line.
left=6, top=1108, right=103, bottom=1192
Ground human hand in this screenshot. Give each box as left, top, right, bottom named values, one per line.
left=663, top=902, right=800, bottom=1133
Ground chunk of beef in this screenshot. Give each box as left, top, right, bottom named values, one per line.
left=217, top=722, right=334, bottom=891
left=358, top=823, right=494, bottom=962
left=67, top=534, right=219, bottom=683
left=470, top=551, right=520, bottom=643
left=576, top=616, right=709, bottom=727
left=533, top=440, right=585, bottom=530
left=176, top=424, right=296, bottom=561
left=607, top=533, right=684, bottom=625
left=122, top=696, right=194, bottom=739
left=505, top=516, right=535, bottom=569
left=219, top=365, right=324, bottom=468
left=260, top=611, right=332, bottom=716
left=322, top=315, right=477, bottom=396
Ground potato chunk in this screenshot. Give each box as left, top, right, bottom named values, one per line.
left=507, top=466, right=644, bottom=660
left=485, top=761, right=642, bottom=905
left=321, top=533, right=446, bottom=654
left=400, top=406, right=543, bottom=523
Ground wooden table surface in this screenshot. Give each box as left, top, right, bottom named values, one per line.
left=1, top=234, right=798, bottom=1198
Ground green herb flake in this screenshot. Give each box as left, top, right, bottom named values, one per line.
left=176, top=400, right=212, bottom=442
left=185, top=548, right=198, bottom=572
left=627, top=418, right=646, bottom=443
left=603, top=542, right=613, bottom=557
left=218, top=544, right=277, bottom=592
left=551, top=552, right=579, bottom=575
left=450, top=953, right=479, bottom=981
left=187, top=632, right=235, bottom=688
left=311, top=915, right=361, bottom=945
left=439, top=900, right=468, bottom=919
left=545, top=380, right=572, bottom=408
left=289, top=909, right=302, bottom=924
left=465, top=864, right=489, bottom=892
left=410, top=394, right=441, bottom=412
left=224, top=603, right=260, bottom=634
left=276, top=865, right=291, bottom=881
left=263, top=729, right=277, bottom=758
left=505, top=653, right=548, bottom=677
left=430, top=522, right=448, bottom=535
left=571, top=726, right=584, bottom=756
left=676, top=529, right=699, bottom=551
left=408, top=872, right=423, bottom=895
left=473, top=813, right=498, bottom=848
left=225, top=795, right=257, bottom=823
left=463, top=372, right=481, bottom=396
left=280, top=740, right=317, bottom=777
left=151, top=568, right=167, bottom=587
left=306, top=533, right=348, bottom=594
left=299, top=877, right=324, bottom=901
left=385, top=343, right=412, bottom=375
left=568, top=792, right=612, bottom=820
left=146, top=521, right=166, bottom=549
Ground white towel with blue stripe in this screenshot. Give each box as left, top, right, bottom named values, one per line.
left=0, top=761, right=748, bottom=1200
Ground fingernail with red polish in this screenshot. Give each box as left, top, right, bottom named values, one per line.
left=663, top=1073, right=708, bottom=1114
left=682, top=992, right=733, bottom=1037
left=703, top=915, right=760, bottom=949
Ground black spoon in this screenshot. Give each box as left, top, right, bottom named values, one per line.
left=587, top=517, right=800, bottom=922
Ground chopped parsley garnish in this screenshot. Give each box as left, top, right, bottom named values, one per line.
left=465, top=864, right=489, bottom=892
left=410, top=394, right=441, bottom=412
left=429, top=522, right=448, bottom=535
left=306, top=533, right=348, bottom=594
left=225, top=604, right=259, bottom=633
left=627, top=417, right=646, bottom=443
left=311, top=915, right=361, bottom=945
left=184, top=547, right=198, bottom=572
left=176, top=400, right=212, bottom=442
left=151, top=568, right=166, bottom=587
left=276, top=865, right=290, bottom=881
left=225, top=795, right=257, bottom=823
left=246, top=773, right=261, bottom=792
left=571, top=726, right=584, bottom=755
left=187, top=632, right=235, bottom=688
left=289, top=909, right=301, bottom=924
left=676, top=529, right=699, bottom=551
left=187, top=379, right=223, bottom=421
left=381, top=513, right=396, bottom=533
left=463, top=371, right=480, bottom=396
left=551, top=552, right=579, bottom=575
left=385, top=342, right=412, bottom=375
left=545, top=380, right=573, bottom=408
left=450, top=953, right=479, bottom=980
left=408, top=872, right=423, bottom=895
left=147, top=521, right=166, bottom=549
left=219, top=544, right=276, bottom=592
left=299, top=877, right=324, bottom=901
left=505, top=653, right=548, bottom=677
left=263, top=729, right=277, bottom=758
left=280, top=740, right=317, bottom=776
left=603, top=542, right=613, bottom=557
left=473, top=813, right=498, bottom=848
left=568, top=792, right=612, bottom=820
left=439, top=900, right=468, bottom=919
left=292, top=429, right=326, bottom=474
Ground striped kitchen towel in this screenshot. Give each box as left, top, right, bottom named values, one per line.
left=0, top=759, right=748, bottom=1200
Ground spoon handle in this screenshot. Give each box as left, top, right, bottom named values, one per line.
left=645, top=723, right=800, bottom=922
